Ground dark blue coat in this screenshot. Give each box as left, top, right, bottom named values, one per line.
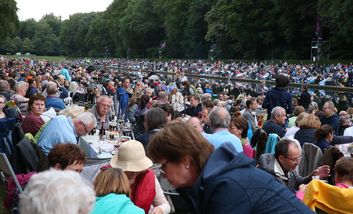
left=262, top=87, right=293, bottom=117
left=320, top=113, right=339, bottom=135
left=178, top=143, right=314, bottom=214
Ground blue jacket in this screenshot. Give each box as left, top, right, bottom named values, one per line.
left=178, top=143, right=314, bottom=214
left=262, top=87, right=293, bottom=117
left=91, top=193, right=144, bottom=214
left=117, top=87, right=129, bottom=120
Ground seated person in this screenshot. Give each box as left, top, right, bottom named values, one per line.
left=258, top=138, right=330, bottom=192
left=45, top=81, right=65, bottom=111
left=19, top=170, right=95, bottom=214
left=22, top=94, right=46, bottom=136
left=89, top=95, right=112, bottom=130
left=302, top=157, right=353, bottom=213
left=110, top=140, right=171, bottom=214
left=37, top=112, right=96, bottom=155
left=92, top=168, right=144, bottom=214
left=48, top=143, right=86, bottom=173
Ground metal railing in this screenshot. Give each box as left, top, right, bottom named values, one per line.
left=101, top=66, right=353, bottom=93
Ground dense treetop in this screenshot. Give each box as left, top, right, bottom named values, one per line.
left=0, top=0, right=352, bottom=59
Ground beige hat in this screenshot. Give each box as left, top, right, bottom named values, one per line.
left=110, top=140, right=153, bottom=172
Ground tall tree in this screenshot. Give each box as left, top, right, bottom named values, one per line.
left=0, top=0, right=18, bottom=41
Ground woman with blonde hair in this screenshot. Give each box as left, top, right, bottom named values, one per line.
left=294, top=113, right=321, bottom=146
left=92, top=168, right=144, bottom=214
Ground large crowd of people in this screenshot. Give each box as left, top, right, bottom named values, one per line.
left=1, top=56, right=353, bottom=213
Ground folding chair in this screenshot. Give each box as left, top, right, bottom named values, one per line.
left=0, top=153, right=23, bottom=193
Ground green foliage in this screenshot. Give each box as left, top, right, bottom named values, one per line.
left=2, top=0, right=353, bottom=59
left=0, top=0, right=18, bottom=41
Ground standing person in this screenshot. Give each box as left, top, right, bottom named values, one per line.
left=117, top=78, right=130, bottom=121
left=262, top=74, right=293, bottom=120
left=299, top=85, right=311, bottom=110
left=148, top=122, right=313, bottom=214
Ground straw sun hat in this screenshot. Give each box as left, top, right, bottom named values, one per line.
left=110, top=140, right=153, bottom=172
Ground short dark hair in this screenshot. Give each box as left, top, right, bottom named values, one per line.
left=334, top=157, right=353, bottom=182
left=28, top=93, right=46, bottom=111
left=159, top=104, right=174, bottom=119
left=315, top=124, right=333, bottom=141
left=275, top=75, right=290, bottom=88
left=275, top=139, right=297, bottom=159
left=48, top=144, right=85, bottom=169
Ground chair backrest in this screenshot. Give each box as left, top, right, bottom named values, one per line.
left=299, top=143, right=323, bottom=177
left=0, top=153, right=23, bottom=193
left=265, top=133, right=280, bottom=154
left=13, top=137, right=39, bottom=174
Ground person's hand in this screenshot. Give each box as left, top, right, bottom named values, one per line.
left=313, top=165, right=330, bottom=179
left=151, top=207, right=163, bottom=214
left=298, top=184, right=307, bottom=192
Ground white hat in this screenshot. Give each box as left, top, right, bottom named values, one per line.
left=110, top=140, right=153, bottom=172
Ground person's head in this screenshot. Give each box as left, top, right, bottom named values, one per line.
left=229, top=112, right=248, bottom=139
left=301, top=85, right=308, bottom=93
left=187, top=117, right=203, bottom=133
left=157, top=91, right=168, bottom=102
left=294, top=112, right=306, bottom=127
left=94, top=168, right=131, bottom=197
left=48, top=144, right=86, bottom=173
left=209, top=107, right=231, bottom=130
left=275, top=74, right=290, bottom=88
left=138, top=94, right=150, bottom=109
left=145, top=87, right=154, bottom=97
left=315, top=124, right=334, bottom=143
left=0, top=95, right=6, bottom=112
left=95, top=95, right=112, bottom=117
left=189, top=94, right=200, bottom=107
left=73, top=112, right=97, bottom=136
left=199, top=107, right=210, bottom=124
left=298, top=113, right=321, bottom=129
left=148, top=122, right=214, bottom=188
left=19, top=170, right=95, bottom=214
left=28, top=93, right=46, bottom=115
left=275, top=139, right=301, bottom=172
left=159, top=104, right=174, bottom=123
left=46, top=81, right=59, bottom=96
left=270, top=106, right=287, bottom=125
left=122, top=78, right=130, bottom=89
left=110, top=140, right=153, bottom=185
left=0, top=80, right=10, bottom=92
left=334, top=157, right=353, bottom=186
left=144, top=107, right=166, bottom=131
left=28, top=78, right=37, bottom=88
left=293, top=106, right=305, bottom=117
left=322, top=101, right=336, bottom=117
left=14, top=81, right=29, bottom=96
left=246, top=98, right=258, bottom=111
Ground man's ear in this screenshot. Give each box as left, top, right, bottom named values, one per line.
left=278, top=155, right=285, bottom=163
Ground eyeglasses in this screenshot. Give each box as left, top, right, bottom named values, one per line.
left=285, top=156, right=302, bottom=163
left=160, top=160, right=169, bottom=172
left=81, top=121, right=89, bottom=134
